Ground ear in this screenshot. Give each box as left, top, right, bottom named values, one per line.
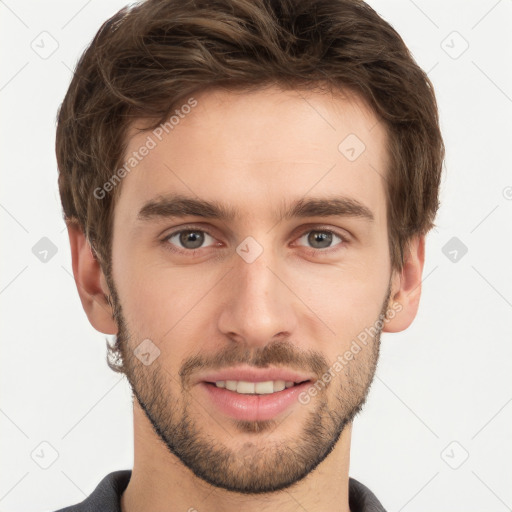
left=67, top=222, right=118, bottom=335
left=383, top=235, right=425, bottom=333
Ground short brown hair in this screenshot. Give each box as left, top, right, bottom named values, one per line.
left=56, top=0, right=444, bottom=276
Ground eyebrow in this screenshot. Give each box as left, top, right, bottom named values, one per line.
left=137, top=194, right=374, bottom=223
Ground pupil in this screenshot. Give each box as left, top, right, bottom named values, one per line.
left=308, top=231, right=331, bottom=249
left=180, top=231, right=204, bottom=249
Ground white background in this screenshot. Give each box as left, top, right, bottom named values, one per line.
left=1, top=1, right=511, bottom=511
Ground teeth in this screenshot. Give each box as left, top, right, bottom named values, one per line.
left=237, top=381, right=255, bottom=394
left=225, top=380, right=237, bottom=391
left=255, top=381, right=273, bottom=394
left=214, top=379, right=299, bottom=394
left=273, top=380, right=286, bottom=392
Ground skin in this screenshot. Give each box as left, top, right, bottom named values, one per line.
left=68, top=85, right=424, bottom=512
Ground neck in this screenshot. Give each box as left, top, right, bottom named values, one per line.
left=121, top=402, right=352, bottom=512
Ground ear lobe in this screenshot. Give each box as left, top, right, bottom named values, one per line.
left=383, top=235, right=425, bottom=333
left=67, top=222, right=118, bottom=335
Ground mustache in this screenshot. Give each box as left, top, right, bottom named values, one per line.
left=179, top=340, right=330, bottom=389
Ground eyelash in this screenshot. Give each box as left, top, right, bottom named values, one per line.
left=161, top=225, right=349, bottom=257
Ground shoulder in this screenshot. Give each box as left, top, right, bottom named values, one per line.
left=52, top=470, right=132, bottom=512
left=349, top=477, right=387, bottom=512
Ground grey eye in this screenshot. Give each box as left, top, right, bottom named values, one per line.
left=167, top=230, right=215, bottom=250
left=297, top=230, right=343, bottom=250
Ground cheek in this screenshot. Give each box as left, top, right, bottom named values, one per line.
left=289, top=258, right=390, bottom=346
left=114, top=248, right=222, bottom=342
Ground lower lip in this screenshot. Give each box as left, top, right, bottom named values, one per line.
left=199, top=381, right=312, bottom=422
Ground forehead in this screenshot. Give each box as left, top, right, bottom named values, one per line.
left=115, top=85, right=389, bottom=226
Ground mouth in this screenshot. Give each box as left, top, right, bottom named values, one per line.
left=204, top=379, right=311, bottom=395
left=199, top=379, right=314, bottom=422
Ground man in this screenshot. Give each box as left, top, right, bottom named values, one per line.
left=54, top=0, right=444, bottom=510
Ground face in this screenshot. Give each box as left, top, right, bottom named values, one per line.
left=106, top=86, right=395, bottom=494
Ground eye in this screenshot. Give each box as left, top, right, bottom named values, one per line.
left=163, top=228, right=218, bottom=252
left=295, top=229, right=345, bottom=251
left=161, top=225, right=348, bottom=257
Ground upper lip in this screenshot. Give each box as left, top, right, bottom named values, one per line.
left=196, top=366, right=316, bottom=385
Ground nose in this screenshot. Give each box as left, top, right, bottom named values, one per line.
left=216, top=244, right=298, bottom=347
